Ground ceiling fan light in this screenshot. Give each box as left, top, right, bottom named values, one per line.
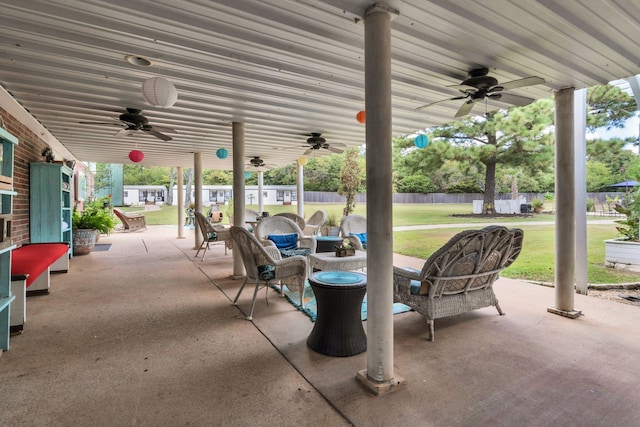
left=216, top=148, right=229, bottom=159
left=128, top=149, right=144, bottom=163
left=142, top=77, right=178, bottom=108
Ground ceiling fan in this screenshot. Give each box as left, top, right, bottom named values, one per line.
left=301, top=133, right=346, bottom=155
left=246, top=156, right=272, bottom=169
left=80, top=108, right=177, bottom=141
left=416, top=68, right=545, bottom=117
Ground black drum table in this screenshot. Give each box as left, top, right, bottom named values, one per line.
left=306, top=271, right=367, bottom=357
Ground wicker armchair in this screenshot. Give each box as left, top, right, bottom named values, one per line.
left=113, top=208, right=146, bottom=232
left=230, top=226, right=308, bottom=320
left=194, top=212, right=232, bottom=261
left=393, top=226, right=524, bottom=341
left=303, top=210, right=327, bottom=236
left=254, top=216, right=316, bottom=257
left=339, top=214, right=367, bottom=250
left=274, top=212, right=306, bottom=230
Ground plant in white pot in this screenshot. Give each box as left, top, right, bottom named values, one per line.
left=605, top=168, right=640, bottom=270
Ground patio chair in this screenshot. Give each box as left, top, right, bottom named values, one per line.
left=339, top=214, right=367, bottom=250
left=230, top=226, right=308, bottom=320
left=194, top=212, right=232, bottom=260
left=393, top=225, right=524, bottom=341
left=303, top=210, right=327, bottom=236
left=254, top=216, right=316, bottom=258
left=113, top=208, right=147, bottom=232
left=274, top=212, right=306, bottom=230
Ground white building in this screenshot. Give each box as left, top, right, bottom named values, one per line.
left=123, top=185, right=168, bottom=206
left=172, top=185, right=297, bottom=206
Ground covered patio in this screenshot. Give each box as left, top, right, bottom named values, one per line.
left=2, top=1, right=640, bottom=422
left=1, top=226, right=638, bottom=425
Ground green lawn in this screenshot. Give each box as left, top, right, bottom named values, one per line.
left=121, top=203, right=637, bottom=284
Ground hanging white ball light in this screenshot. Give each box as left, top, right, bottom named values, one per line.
left=141, top=77, right=178, bottom=108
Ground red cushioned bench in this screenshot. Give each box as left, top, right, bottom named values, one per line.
left=10, top=243, right=69, bottom=333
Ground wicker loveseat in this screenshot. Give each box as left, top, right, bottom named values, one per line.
left=393, top=225, right=524, bottom=341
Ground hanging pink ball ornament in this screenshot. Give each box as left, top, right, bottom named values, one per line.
left=128, top=150, right=144, bottom=163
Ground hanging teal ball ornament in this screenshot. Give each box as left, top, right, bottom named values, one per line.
left=216, top=148, right=229, bottom=159
left=244, top=172, right=251, bottom=179
left=414, top=134, right=429, bottom=148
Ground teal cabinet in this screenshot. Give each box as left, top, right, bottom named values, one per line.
left=0, top=128, right=18, bottom=351
left=29, top=163, right=73, bottom=255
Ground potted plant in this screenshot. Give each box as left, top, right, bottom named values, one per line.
left=321, top=212, right=340, bottom=236
left=72, top=200, right=116, bottom=255
left=605, top=169, right=640, bottom=270
left=530, top=198, right=544, bottom=213
left=335, top=238, right=355, bottom=257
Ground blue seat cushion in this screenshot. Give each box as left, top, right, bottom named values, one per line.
left=350, top=232, right=367, bottom=248
left=206, top=231, right=217, bottom=240
left=267, top=233, right=298, bottom=250
left=280, top=247, right=312, bottom=258
left=257, top=264, right=276, bottom=281
left=410, top=279, right=421, bottom=295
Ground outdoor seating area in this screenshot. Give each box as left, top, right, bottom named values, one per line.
left=1, top=225, right=639, bottom=426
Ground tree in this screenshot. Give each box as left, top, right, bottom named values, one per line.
left=587, top=84, right=637, bottom=131
left=337, top=148, right=364, bottom=216
left=431, top=99, right=555, bottom=213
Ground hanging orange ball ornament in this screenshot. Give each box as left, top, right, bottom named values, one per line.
left=356, top=110, right=366, bottom=124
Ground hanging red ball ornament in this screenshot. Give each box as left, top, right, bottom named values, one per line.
left=128, top=150, right=144, bottom=163
left=356, top=110, right=366, bottom=124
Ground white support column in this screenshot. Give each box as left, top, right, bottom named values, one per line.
left=356, top=3, right=405, bottom=396
left=194, top=152, right=203, bottom=249
left=574, top=89, right=588, bottom=295
left=177, top=166, right=185, bottom=239
left=548, top=87, right=581, bottom=318
left=232, top=122, right=246, bottom=278
left=258, top=170, right=264, bottom=214
left=296, top=160, right=304, bottom=218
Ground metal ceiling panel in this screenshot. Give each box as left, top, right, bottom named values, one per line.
left=1, top=0, right=639, bottom=168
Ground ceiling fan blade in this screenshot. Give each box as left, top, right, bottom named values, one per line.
left=150, top=125, right=177, bottom=134
left=327, top=146, right=345, bottom=154
left=80, top=121, right=122, bottom=126
left=455, top=100, right=476, bottom=117
left=303, top=148, right=313, bottom=156
left=144, top=129, right=173, bottom=141
left=114, top=128, right=132, bottom=138
left=490, top=76, right=545, bottom=92
left=416, top=95, right=467, bottom=111
left=489, top=92, right=535, bottom=107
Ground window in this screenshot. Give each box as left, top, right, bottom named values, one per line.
left=124, top=191, right=128, bottom=197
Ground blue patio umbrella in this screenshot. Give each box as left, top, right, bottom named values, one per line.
left=609, top=180, right=639, bottom=187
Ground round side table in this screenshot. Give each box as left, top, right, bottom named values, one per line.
left=307, top=271, right=367, bottom=357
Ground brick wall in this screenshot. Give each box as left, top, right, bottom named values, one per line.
left=1, top=107, right=63, bottom=245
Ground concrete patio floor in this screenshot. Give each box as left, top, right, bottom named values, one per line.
left=1, top=225, right=639, bottom=426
